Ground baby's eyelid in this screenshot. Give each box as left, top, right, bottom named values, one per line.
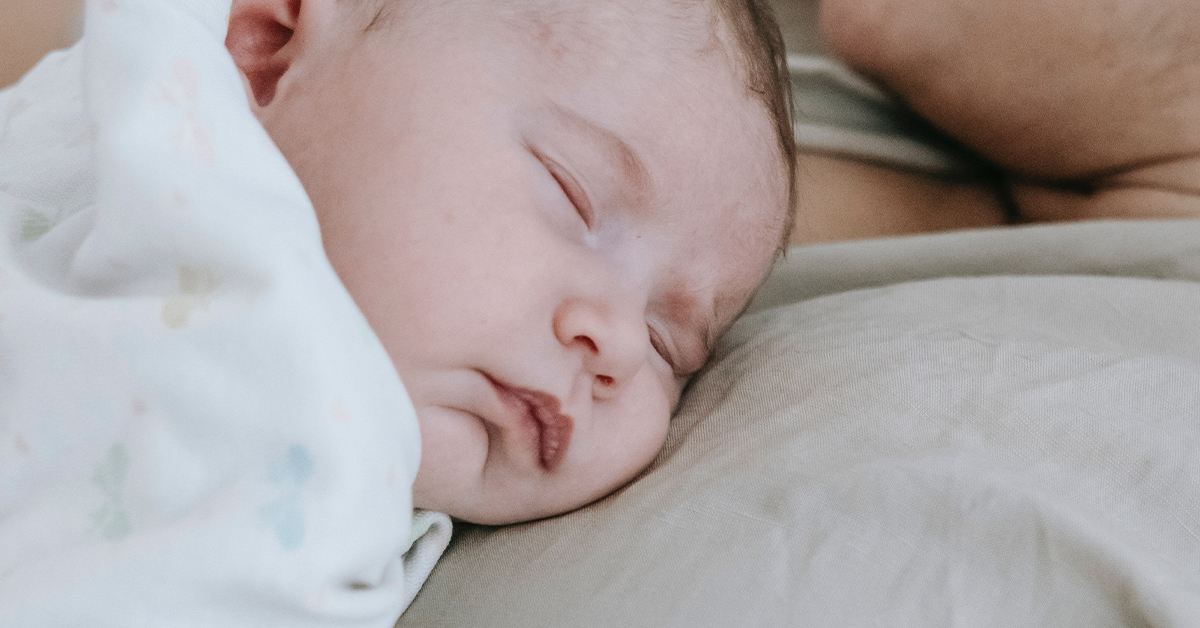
left=647, top=325, right=679, bottom=375
left=543, top=158, right=595, bottom=228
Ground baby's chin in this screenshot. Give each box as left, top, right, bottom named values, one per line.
left=413, top=487, right=569, bottom=526
left=416, top=442, right=669, bottom=526
left=413, top=464, right=629, bottom=525
left=443, top=485, right=621, bottom=526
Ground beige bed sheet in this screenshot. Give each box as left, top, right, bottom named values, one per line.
left=400, top=219, right=1200, bottom=627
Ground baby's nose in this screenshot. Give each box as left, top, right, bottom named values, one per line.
left=551, top=295, right=645, bottom=396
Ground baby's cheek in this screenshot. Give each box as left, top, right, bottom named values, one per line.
left=668, top=374, right=690, bottom=413
left=410, top=405, right=490, bottom=512
left=619, top=366, right=674, bottom=467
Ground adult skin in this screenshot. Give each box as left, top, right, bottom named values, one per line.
left=0, top=0, right=83, bottom=88
left=818, top=0, right=1200, bottom=224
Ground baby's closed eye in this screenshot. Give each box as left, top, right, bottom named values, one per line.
left=540, top=154, right=595, bottom=229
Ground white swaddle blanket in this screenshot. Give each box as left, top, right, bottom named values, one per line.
left=0, top=1, right=449, bottom=625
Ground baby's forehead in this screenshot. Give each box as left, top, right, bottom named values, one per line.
left=500, top=0, right=731, bottom=73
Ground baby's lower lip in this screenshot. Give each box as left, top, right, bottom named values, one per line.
left=531, top=404, right=571, bottom=471
left=486, top=376, right=573, bottom=471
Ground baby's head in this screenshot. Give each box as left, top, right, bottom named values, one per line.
left=227, top=0, right=794, bottom=524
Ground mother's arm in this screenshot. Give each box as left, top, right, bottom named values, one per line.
left=816, top=0, right=1200, bottom=223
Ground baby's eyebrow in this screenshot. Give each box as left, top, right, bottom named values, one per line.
left=545, top=104, right=655, bottom=206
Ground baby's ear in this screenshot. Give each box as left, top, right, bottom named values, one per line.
left=225, top=0, right=304, bottom=107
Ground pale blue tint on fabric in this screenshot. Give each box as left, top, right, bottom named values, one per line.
left=261, top=445, right=314, bottom=550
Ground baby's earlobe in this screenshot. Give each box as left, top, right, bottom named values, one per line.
left=225, top=0, right=301, bottom=107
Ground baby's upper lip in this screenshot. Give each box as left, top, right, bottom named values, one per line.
left=485, top=375, right=573, bottom=471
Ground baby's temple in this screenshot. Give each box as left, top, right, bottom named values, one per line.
left=3, top=0, right=1200, bottom=626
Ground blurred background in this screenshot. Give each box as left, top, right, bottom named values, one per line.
left=0, top=0, right=84, bottom=88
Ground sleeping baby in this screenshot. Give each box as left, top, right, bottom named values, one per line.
left=228, top=0, right=795, bottom=525
left=0, top=0, right=792, bottom=624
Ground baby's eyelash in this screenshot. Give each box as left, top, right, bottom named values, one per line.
left=647, top=326, right=677, bottom=373
left=543, top=158, right=595, bottom=228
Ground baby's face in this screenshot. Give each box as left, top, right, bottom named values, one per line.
left=258, top=0, right=788, bottom=524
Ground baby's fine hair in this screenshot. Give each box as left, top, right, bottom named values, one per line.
left=711, top=0, right=796, bottom=240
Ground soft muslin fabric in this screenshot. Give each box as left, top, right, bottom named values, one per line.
left=0, top=1, right=448, bottom=626
left=401, top=221, right=1200, bottom=627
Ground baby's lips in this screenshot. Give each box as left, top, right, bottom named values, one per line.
left=486, top=374, right=575, bottom=471
left=533, top=403, right=572, bottom=471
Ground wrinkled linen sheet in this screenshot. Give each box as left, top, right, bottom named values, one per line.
left=0, top=1, right=448, bottom=626
left=401, top=220, right=1200, bottom=627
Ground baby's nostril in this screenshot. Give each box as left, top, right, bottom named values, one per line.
left=596, top=375, right=614, bottom=386
left=575, top=335, right=598, bottom=353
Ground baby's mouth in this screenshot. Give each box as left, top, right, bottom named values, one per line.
left=487, top=376, right=573, bottom=471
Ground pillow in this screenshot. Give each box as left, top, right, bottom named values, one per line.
left=400, top=220, right=1200, bottom=627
